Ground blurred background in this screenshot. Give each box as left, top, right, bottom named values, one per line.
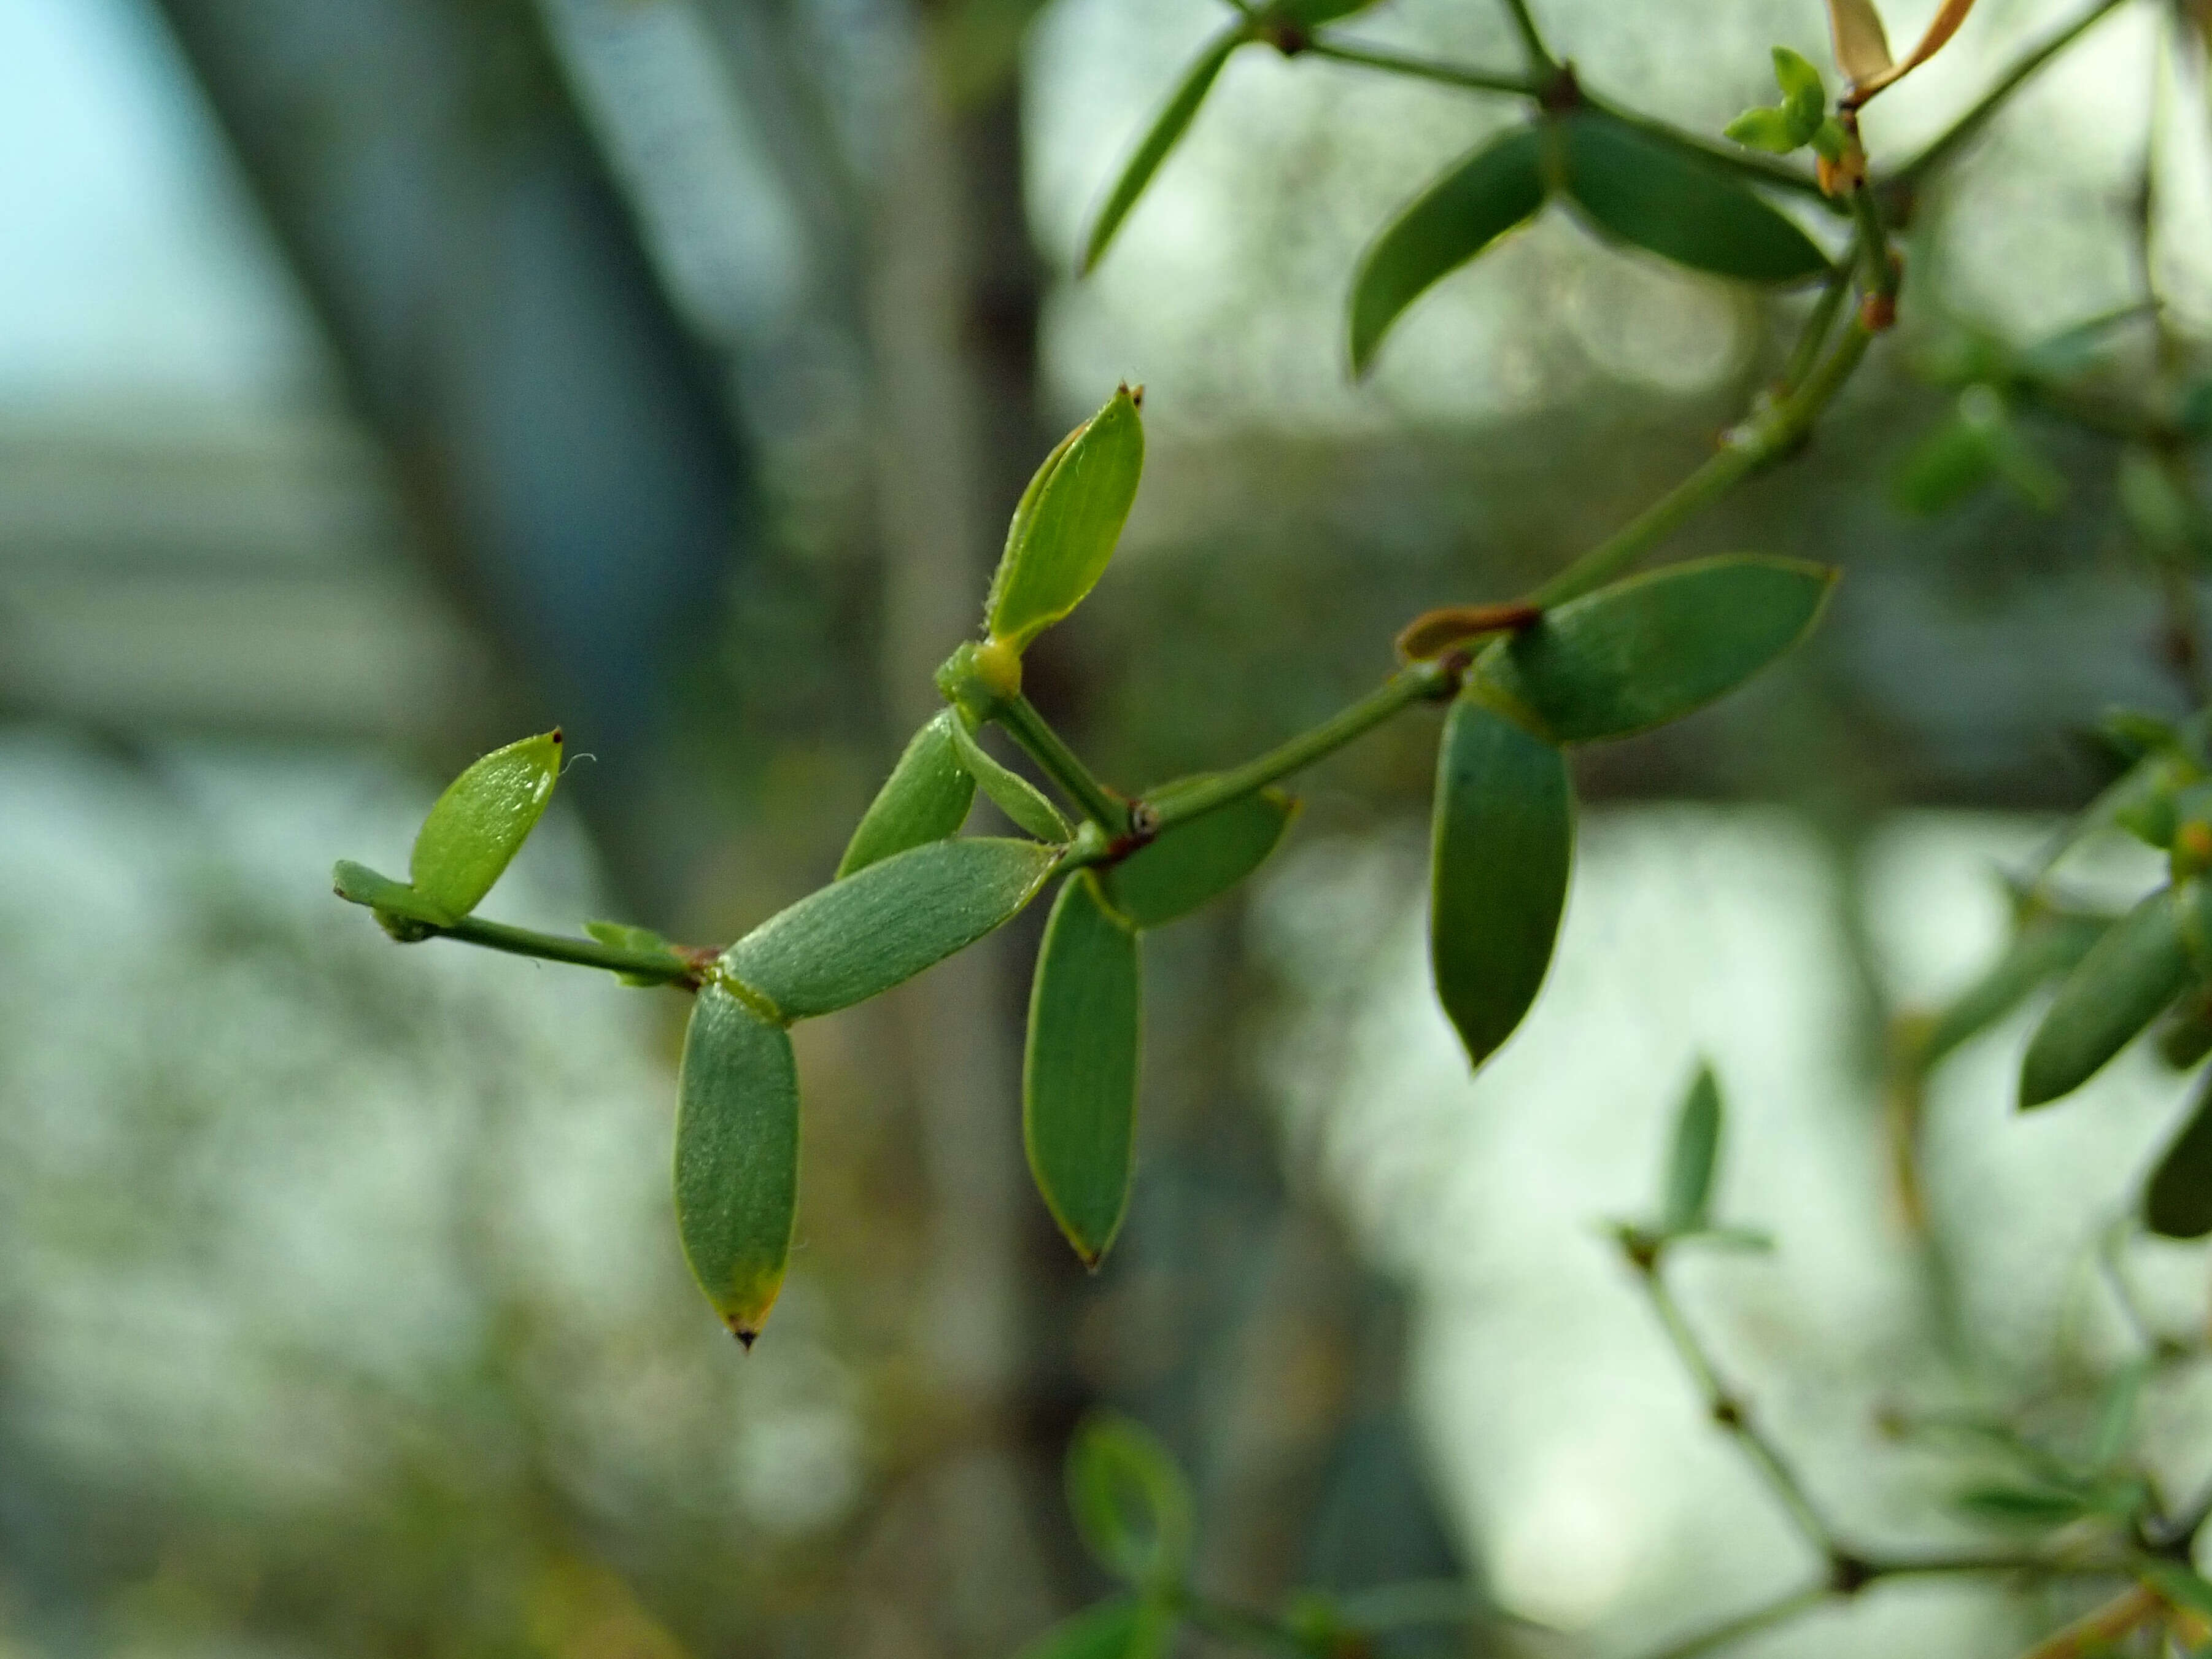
left=4, top=0, right=2212, bottom=1653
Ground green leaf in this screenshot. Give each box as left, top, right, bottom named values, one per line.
left=2019, top=887, right=2192, bottom=1108
left=1661, top=1063, right=1723, bottom=1234
left=1560, top=112, right=1831, bottom=284
left=2146, top=1073, right=2212, bottom=1239
left=1918, top=913, right=2111, bottom=1072
left=584, top=919, right=686, bottom=987
left=949, top=715, right=1072, bottom=843
left=1348, top=125, right=1546, bottom=377
left=1429, top=697, right=1574, bottom=1070
left=1079, top=26, right=1244, bottom=274
left=408, top=730, right=563, bottom=921
left=1270, top=0, right=1380, bottom=23
left=1065, top=1415, right=1195, bottom=1588
left=1014, top=1598, right=1174, bottom=1659
left=332, top=859, right=452, bottom=938
left=1104, top=787, right=1299, bottom=929
left=674, top=983, right=800, bottom=1345
left=2159, top=996, right=2212, bottom=1069
left=838, top=712, right=977, bottom=878
left=724, top=838, right=1061, bottom=1020
left=1026, top=873, right=1143, bottom=1267
left=2141, top=1561, right=2212, bottom=1618
left=1773, top=47, right=1827, bottom=139
left=1954, top=1482, right=2092, bottom=1528
left=1471, top=555, right=1835, bottom=743
left=1892, top=403, right=2000, bottom=517
left=1724, top=107, right=1801, bottom=155
left=985, top=387, right=1146, bottom=651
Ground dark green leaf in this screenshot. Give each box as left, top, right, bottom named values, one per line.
left=1026, top=873, right=1143, bottom=1267
left=1013, top=1598, right=1174, bottom=1659
left=1271, top=0, right=1380, bottom=23
left=2159, top=995, right=2212, bottom=1069
left=674, top=983, right=800, bottom=1345
left=1429, top=697, right=1574, bottom=1069
left=1079, top=27, right=1244, bottom=274
left=2147, top=1073, right=2212, bottom=1239
left=1348, top=125, right=1547, bottom=376
left=1105, top=787, right=1298, bottom=928
left=1560, top=112, right=1830, bottom=284
left=986, top=387, right=1146, bottom=650
left=2019, top=887, right=2192, bottom=1108
left=1918, top=913, right=2111, bottom=1072
left=408, top=730, right=562, bottom=921
left=1471, top=555, right=1835, bottom=743
left=1661, top=1064, right=1723, bottom=1234
left=1954, top=1482, right=2092, bottom=1528
left=949, top=715, right=1071, bottom=843
left=838, top=712, right=977, bottom=878
left=1066, top=1415, right=1195, bottom=1588
left=724, top=838, right=1060, bottom=1019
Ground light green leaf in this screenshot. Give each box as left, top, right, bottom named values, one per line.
left=1472, top=555, right=1835, bottom=743
left=1561, top=113, right=1831, bottom=284
left=1724, top=106, right=1801, bottom=155
left=1105, top=787, right=1299, bottom=929
left=1079, top=27, right=1243, bottom=274
left=949, top=714, right=1072, bottom=843
left=2146, top=1074, right=2212, bottom=1239
left=724, top=838, right=1060, bottom=1020
left=1773, top=47, right=1827, bottom=139
left=408, top=730, right=563, bottom=921
left=1348, top=125, right=1547, bottom=377
left=674, top=983, right=799, bottom=1345
left=1026, top=873, right=1143, bottom=1267
left=2019, top=887, right=2192, bottom=1108
left=1661, top=1064, right=1723, bottom=1234
left=838, top=712, right=977, bottom=878
left=1429, top=698, right=1574, bottom=1070
left=1013, top=1598, right=1175, bottom=1659
left=332, top=859, right=451, bottom=937
left=986, top=387, right=1146, bottom=651
left=1066, top=1415, right=1195, bottom=1589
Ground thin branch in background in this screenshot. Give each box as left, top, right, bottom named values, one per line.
left=1301, top=37, right=1545, bottom=97
left=1898, top=0, right=2133, bottom=181
left=1495, top=0, right=1553, bottom=71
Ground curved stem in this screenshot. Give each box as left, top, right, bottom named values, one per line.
left=1302, top=37, right=1545, bottom=96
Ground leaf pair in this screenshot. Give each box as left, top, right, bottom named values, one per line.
left=1351, top=113, right=1830, bottom=375
left=1026, top=791, right=1298, bottom=1266
left=676, top=838, right=1062, bottom=1343
left=1018, top=1417, right=1194, bottom=1657
left=1431, top=557, right=1833, bottom=1069
left=1725, top=48, right=1834, bottom=156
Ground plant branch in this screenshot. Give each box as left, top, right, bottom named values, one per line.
left=1897, top=0, right=2133, bottom=184
left=1580, top=89, right=1832, bottom=201
left=1642, top=1584, right=1831, bottom=1659
left=1495, top=0, right=1553, bottom=71
left=1137, top=656, right=1458, bottom=833
left=1301, top=36, right=1545, bottom=97
left=333, top=886, right=708, bottom=988
left=1781, top=255, right=1856, bottom=395
left=1628, top=1243, right=1836, bottom=1560
left=995, top=692, right=1131, bottom=832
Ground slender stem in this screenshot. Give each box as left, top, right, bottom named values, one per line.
left=1781, top=255, right=1855, bottom=395
left=1643, top=1584, right=1831, bottom=1659
left=996, top=692, right=1129, bottom=831
left=1851, top=187, right=1897, bottom=300
left=1302, top=36, right=1545, bottom=96
left=1496, top=0, right=1553, bottom=70
left=1898, top=0, right=2133, bottom=184
left=1581, top=90, right=1832, bottom=202
left=414, top=915, right=703, bottom=985
left=1141, top=658, right=1455, bottom=832
left=1633, top=1249, right=1835, bottom=1559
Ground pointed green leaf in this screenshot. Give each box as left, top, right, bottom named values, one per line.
left=985, top=387, right=1146, bottom=651
left=1080, top=26, right=1244, bottom=274
left=838, top=712, right=977, bottom=878
left=1472, top=555, right=1835, bottom=743
left=1661, top=1064, right=1723, bottom=1234
left=1015, top=1598, right=1175, bottom=1659
left=1348, top=125, right=1546, bottom=376
left=408, top=730, right=563, bottom=921
left=1066, top=1415, right=1195, bottom=1588
left=949, top=715, right=1072, bottom=843
left=675, top=983, right=799, bottom=1345
left=724, top=838, right=1060, bottom=1020
left=1724, top=107, right=1801, bottom=155
left=1918, top=912, right=2111, bottom=1071
left=2019, top=887, right=2192, bottom=1108
left=1560, top=112, right=1830, bottom=284
left=1104, top=787, right=1298, bottom=928
left=1026, top=873, right=1142, bottom=1267
left=1430, top=698, right=1574, bottom=1070
left=2146, top=1075, right=2212, bottom=1239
